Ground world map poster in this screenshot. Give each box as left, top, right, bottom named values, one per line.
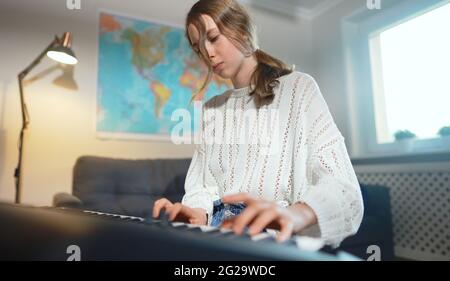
left=96, top=12, right=231, bottom=141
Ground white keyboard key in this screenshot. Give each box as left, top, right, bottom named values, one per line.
left=250, top=232, right=272, bottom=241
left=199, top=225, right=219, bottom=232
left=219, top=228, right=233, bottom=234
left=186, top=223, right=198, bottom=228
left=265, top=229, right=278, bottom=237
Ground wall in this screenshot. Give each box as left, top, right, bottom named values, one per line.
left=0, top=0, right=312, bottom=206
left=310, top=0, right=366, bottom=154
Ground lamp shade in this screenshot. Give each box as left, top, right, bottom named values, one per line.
left=46, top=32, right=78, bottom=65
left=47, top=46, right=78, bottom=65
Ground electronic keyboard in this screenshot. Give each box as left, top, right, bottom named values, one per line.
left=0, top=202, right=359, bottom=261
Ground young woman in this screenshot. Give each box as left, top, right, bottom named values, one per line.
left=153, top=0, right=363, bottom=247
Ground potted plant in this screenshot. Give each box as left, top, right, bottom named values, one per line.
left=394, top=129, right=416, bottom=141
left=437, top=126, right=450, bottom=137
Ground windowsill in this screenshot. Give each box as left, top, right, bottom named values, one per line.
left=351, top=151, right=450, bottom=165
left=352, top=136, right=450, bottom=165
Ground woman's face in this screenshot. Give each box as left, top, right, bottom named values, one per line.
left=188, top=14, right=246, bottom=79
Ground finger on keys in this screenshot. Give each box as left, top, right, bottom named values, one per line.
left=276, top=218, right=294, bottom=243
left=248, top=209, right=278, bottom=235
left=232, top=207, right=260, bottom=235
left=168, top=203, right=183, bottom=221
left=152, top=198, right=171, bottom=218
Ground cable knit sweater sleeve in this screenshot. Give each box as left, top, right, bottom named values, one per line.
left=291, top=74, right=364, bottom=247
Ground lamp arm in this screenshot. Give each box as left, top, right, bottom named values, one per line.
left=19, top=37, right=59, bottom=79
left=17, top=37, right=58, bottom=129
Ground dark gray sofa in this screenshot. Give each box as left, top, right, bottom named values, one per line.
left=54, top=156, right=190, bottom=218
left=53, top=155, right=395, bottom=260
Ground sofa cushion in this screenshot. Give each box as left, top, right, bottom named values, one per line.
left=72, top=156, right=191, bottom=216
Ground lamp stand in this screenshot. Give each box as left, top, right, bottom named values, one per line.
left=14, top=37, right=58, bottom=204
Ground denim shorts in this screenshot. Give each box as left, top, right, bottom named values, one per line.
left=210, top=199, right=246, bottom=227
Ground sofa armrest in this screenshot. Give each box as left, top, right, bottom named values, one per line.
left=337, top=184, right=395, bottom=260
left=53, top=192, right=84, bottom=209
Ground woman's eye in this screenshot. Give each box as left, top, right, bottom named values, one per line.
left=210, top=35, right=219, bottom=42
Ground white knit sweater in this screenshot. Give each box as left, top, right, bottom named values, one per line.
left=182, top=71, right=364, bottom=247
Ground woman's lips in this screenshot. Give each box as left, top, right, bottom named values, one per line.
left=213, top=62, right=224, bottom=71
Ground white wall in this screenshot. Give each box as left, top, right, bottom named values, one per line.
left=310, top=0, right=367, bottom=155
left=0, top=0, right=312, bottom=206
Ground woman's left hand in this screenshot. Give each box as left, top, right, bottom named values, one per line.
left=221, top=193, right=317, bottom=242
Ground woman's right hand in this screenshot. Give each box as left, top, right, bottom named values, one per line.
left=152, top=198, right=207, bottom=225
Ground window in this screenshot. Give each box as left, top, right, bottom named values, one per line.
left=369, top=3, right=450, bottom=144
left=343, top=0, right=450, bottom=158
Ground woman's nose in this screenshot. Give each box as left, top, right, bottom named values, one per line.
left=205, top=41, right=215, bottom=58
